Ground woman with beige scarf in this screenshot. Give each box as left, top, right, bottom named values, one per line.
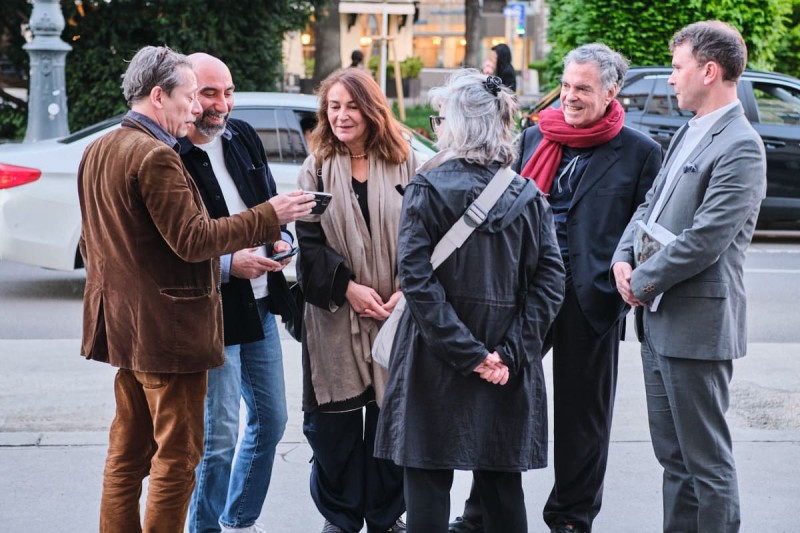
left=295, top=68, right=415, bottom=533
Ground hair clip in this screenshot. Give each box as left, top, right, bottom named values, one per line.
left=484, top=75, right=502, bottom=96
left=683, top=163, right=697, bottom=173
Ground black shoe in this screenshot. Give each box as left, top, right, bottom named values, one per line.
left=322, top=519, right=344, bottom=533
left=448, top=516, right=484, bottom=533
left=386, top=517, right=406, bottom=532
left=551, top=524, right=586, bottom=533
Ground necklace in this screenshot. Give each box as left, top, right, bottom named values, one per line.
left=350, top=153, right=367, bottom=159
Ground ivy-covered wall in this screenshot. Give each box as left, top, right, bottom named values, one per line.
left=542, top=0, right=798, bottom=89
left=0, top=0, right=315, bottom=138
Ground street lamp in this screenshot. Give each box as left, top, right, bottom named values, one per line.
left=23, top=0, right=72, bottom=143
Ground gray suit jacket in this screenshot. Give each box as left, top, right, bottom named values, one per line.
left=612, top=102, right=766, bottom=360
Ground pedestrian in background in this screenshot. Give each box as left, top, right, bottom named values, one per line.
left=350, top=49, right=365, bottom=69
left=374, top=70, right=565, bottom=533
left=491, top=43, right=516, bottom=92
left=612, top=21, right=766, bottom=533
left=450, top=43, right=661, bottom=533
left=295, top=67, right=416, bottom=533
left=77, top=45, right=314, bottom=533
left=180, top=52, right=294, bottom=533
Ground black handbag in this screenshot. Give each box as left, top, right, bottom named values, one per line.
left=283, top=282, right=304, bottom=341
left=282, top=167, right=323, bottom=342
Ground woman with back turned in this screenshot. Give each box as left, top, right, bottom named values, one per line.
left=374, top=70, right=565, bottom=532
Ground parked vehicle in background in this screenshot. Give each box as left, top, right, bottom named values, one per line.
left=521, top=67, right=800, bottom=229
left=0, top=92, right=436, bottom=272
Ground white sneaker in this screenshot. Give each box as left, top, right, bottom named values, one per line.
left=220, top=524, right=266, bottom=533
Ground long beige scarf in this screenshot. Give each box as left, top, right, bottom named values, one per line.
left=297, top=151, right=416, bottom=406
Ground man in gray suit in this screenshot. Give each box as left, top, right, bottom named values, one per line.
left=612, top=21, right=766, bottom=533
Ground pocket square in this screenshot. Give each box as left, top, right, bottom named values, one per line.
left=683, top=163, right=697, bottom=173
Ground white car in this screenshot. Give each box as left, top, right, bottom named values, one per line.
left=0, top=92, right=436, bottom=272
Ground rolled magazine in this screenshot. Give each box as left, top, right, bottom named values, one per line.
left=633, top=220, right=676, bottom=312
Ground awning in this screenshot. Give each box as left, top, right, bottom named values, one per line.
left=339, top=2, right=416, bottom=15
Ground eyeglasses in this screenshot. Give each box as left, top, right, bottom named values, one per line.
left=429, top=115, right=445, bottom=131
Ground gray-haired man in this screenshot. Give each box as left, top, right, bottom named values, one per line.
left=78, top=45, right=313, bottom=532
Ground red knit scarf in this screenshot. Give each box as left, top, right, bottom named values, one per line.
left=520, top=99, right=625, bottom=194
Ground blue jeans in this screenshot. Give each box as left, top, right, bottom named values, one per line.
left=188, top=300, right=288, bottom=532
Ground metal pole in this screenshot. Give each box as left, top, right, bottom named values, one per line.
left=23, top=0, right=72, bottom=142
left=379, top=2, right=388, bottom=94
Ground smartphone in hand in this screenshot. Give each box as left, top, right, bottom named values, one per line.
left=304, top=191, right=332, bottom=214
left=269, top=246, right=299, bottom=262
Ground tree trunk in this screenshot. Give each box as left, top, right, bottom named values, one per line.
left=313, top=0, right=341, bottom=86
left=464, top=0, right=482, bottom=69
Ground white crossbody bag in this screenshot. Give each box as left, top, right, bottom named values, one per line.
left=372, top=166, right=516, bottom=368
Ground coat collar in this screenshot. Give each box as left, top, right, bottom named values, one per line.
left=123, top=111, right=179, bottom=151
left=652, top=102, right=745, bottom=220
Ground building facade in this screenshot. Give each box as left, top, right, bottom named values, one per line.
left=284, top=0, right=549, bottom=95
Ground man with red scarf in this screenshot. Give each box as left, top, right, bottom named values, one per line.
left=449, top=43, right=662, bottom=533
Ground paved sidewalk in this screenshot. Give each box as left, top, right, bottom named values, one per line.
left=1, top=337, right=798, bottom=532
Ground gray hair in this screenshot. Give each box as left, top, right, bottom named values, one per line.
left=670, top=21, right=747, bottom=82
left=121, top=46, right=193, bottom=106
left=428, top=69, right=518, bottom=167
left=564, top=43, right=629, bottom=92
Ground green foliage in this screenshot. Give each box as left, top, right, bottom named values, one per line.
left=543, top=0, right=798, bottom=89
left=1, top=1, right=314, bottom=133
left=699, top=0, right=794, bottom=71
left=369, top=55, right=423, bottom=79
left=57, top=0, right=314, bottom=131
left=392, top=102, right=435, bottom=137
left=304, top=58, right=315, bottom=79
left=398, top=56, right=423, bottom=79
left=0, top=0, right=29, bottom=71
left=774, top=0, right=800, bottom=78
left=0, top=0, right=31, bottom=139
left=0, top=105, right=26, bottom=141
left=528, top=59, right=554, bottom=89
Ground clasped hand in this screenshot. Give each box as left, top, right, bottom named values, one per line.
left=612, top=261, right=644, bottom=307
left=346, top=281, right=403, bottom=320
left=473, top=352, right=509, bottom=385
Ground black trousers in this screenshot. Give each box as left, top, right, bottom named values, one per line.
left=406, top=467, right=526, bottom=533
left=462, top=287, right=620, bottom=532
left=303, top=402, right=405, bottom=533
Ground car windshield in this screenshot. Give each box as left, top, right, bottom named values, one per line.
left=58, top=115, right=123, bottom=144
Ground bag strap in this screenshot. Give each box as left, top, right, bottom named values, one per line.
left=430, top=166, right=516, bottom=269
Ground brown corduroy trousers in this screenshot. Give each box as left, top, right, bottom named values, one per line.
left=99, top=369, right=207, bottom=533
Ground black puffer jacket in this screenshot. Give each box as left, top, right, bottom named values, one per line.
left=374, top=158, right=565, bottom=471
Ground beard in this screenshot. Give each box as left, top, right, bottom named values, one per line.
left=194, top=109, right=229, bottom=138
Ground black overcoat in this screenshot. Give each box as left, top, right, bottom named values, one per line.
left=374, top=158, right=565, bottom=471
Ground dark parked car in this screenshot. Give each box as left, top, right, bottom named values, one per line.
left=522, top=67, right=800, bottom=228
